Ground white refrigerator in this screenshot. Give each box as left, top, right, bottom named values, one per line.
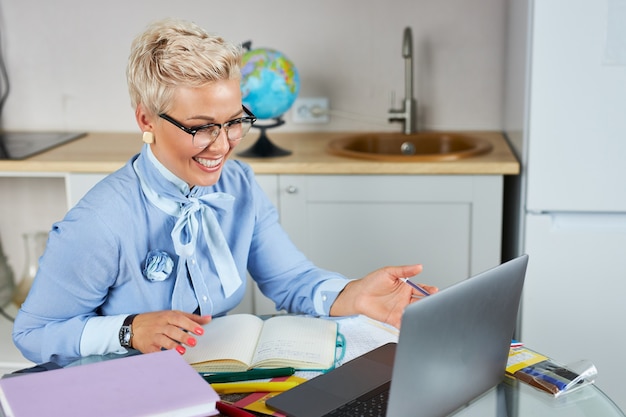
left=504, top=0, right=626, bottom=410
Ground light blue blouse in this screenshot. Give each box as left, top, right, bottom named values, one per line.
left=13, top=144, right=348, bottom=365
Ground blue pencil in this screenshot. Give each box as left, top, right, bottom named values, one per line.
left=401, top=278, right=430, bottom=297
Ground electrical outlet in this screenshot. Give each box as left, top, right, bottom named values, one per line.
left=292, top=97, right=330, bottom=124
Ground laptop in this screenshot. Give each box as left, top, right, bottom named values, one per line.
left=266, top=255, right=528, bottom=417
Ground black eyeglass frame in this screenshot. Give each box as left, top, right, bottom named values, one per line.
left=158, top=106, right=257, bottom=147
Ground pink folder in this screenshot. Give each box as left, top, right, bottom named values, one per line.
left=0, top=349, right=218, bottom=417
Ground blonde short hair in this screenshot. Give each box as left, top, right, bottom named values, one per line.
left=127, top=19, right=242, bottom=116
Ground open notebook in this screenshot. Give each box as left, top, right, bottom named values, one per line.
left=267, top=255, right=528, bottom=417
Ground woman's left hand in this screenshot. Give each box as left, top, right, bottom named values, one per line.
left=330, top=264, right=438, bottom=329
left=130, top=310, right=212, bottom=355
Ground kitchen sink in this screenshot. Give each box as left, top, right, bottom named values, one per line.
left=327, top=132, right=493, bottom=162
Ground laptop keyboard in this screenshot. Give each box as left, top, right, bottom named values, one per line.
left=327, top=387, right=390, bottom=417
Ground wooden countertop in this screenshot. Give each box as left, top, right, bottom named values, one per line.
left=0, top=131, right=519, bottom=175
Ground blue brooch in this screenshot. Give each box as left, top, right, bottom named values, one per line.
left=143, top=250, right=174, bottom=282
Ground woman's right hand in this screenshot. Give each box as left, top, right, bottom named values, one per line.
left=129, top=310, right=211, bottom=355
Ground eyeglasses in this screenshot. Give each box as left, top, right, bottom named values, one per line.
left=159, top=106, right=257, bottom=148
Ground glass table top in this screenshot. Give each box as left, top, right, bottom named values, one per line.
left=451, top=377, right=624, bottom=417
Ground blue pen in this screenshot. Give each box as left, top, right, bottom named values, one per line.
left=522, top=366, right=567, bottom=391
left=401, top=278, right=430, bottom=297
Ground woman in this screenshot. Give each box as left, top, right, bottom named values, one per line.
left=13, top=19, right=436, bottom=365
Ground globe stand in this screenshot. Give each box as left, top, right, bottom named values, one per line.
left=237, top=118, right=292, bottom=158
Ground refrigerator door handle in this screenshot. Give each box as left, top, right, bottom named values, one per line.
left=543, top=212, right=626, bottom=232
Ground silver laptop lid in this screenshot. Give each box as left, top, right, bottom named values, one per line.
left=386, top=254, right=528, bottom=417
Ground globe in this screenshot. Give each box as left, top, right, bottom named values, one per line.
left=240, top=48, right=300, bottom=120
left=238, top=47, right=300, bottom=158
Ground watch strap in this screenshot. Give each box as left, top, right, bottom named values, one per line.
left=123, top=314, right=138, bottom=328
left=119, top=314, right=138, bottom=348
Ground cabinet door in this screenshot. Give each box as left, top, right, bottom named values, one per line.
left=278, top=175, right=502, bottom=290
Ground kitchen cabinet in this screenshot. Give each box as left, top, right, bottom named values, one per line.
left=277, top=174, right=503, bottom=291
left=238, top=173, right=504, bottom=315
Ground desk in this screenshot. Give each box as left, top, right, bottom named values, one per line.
left=216, top=380, right=624, bottom=417
left=0, top=377, right=621, bottom=417
left=222, top=313, right=625, bottom=417
left=1, top=315, right=623, bottom=417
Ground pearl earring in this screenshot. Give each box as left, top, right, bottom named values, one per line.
left=142, top=131, right=154, bottom=144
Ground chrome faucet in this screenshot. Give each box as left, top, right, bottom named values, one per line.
left=388, top=27, right=417, bottom=134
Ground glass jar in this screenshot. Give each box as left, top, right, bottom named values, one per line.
left=0, top=236, right=15, bottom=307
left=12, top=231, right=48, bottom=307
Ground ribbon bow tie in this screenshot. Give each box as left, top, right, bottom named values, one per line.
left=133, top=156, right=243, bottom=313
left=170, top=193, right=242, bottom=298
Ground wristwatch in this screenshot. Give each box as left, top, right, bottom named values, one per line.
left=119, top=314, right=138, bottom=349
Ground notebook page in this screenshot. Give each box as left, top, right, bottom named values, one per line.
left=336, top=315, right=399, bottom=364
left=184, top=314, right=263, bottom=366
left=251, top=316, right=337, bottom=369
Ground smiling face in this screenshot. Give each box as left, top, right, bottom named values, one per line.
left=136, top=79, right=244, bottom=188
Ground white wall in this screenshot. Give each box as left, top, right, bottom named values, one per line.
left=0, top=0, right=506, bottom=134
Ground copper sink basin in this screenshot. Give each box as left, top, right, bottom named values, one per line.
left=327, top=132, right=493, bottom=162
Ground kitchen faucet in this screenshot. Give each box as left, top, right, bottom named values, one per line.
left=388, top=27, right=417, bottom=134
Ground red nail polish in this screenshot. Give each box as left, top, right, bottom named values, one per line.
left=176, top=345, right=186, bottom=355
left=187, top=337, right=196, bottom=347
left=194, top=327, right=204, bottom=335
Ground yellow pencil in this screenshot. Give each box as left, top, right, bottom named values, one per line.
left=210, top=381, right=300, bottom=394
